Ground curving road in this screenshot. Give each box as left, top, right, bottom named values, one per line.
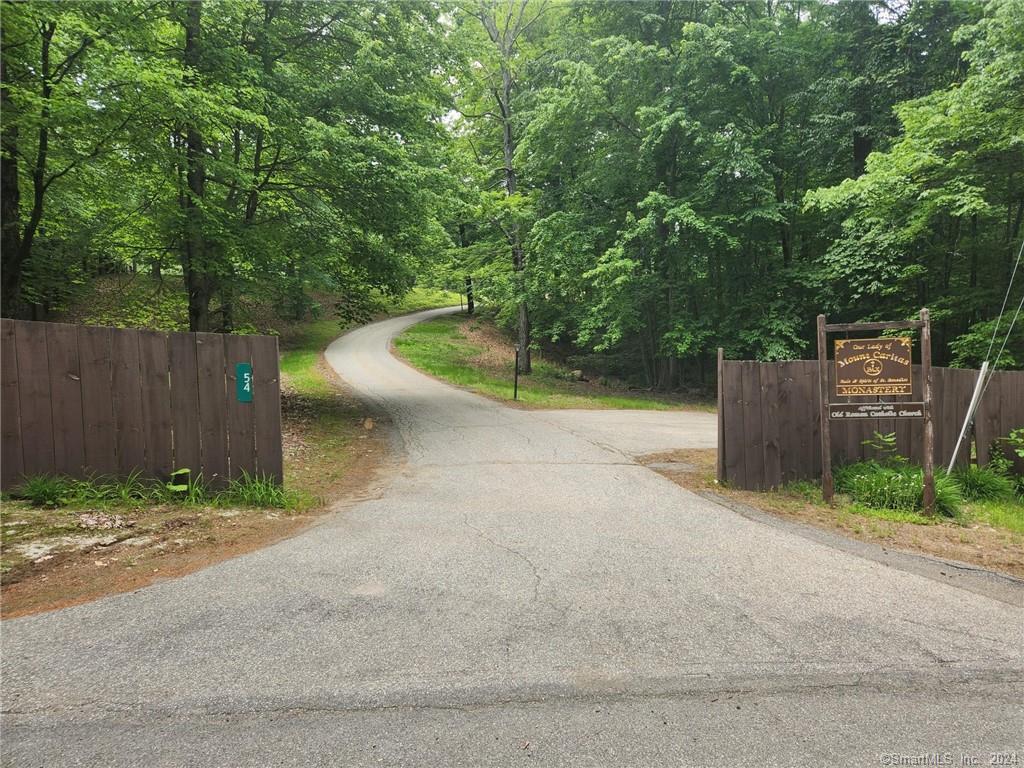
left=2, top=307, right=1022, bottom=767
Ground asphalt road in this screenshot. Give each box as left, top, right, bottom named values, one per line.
left=2, top=307, right=1022, bottom=767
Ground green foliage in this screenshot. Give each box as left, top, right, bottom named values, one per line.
left=861, top=430, right=905, bottom=465
left=953, top=465, right=1015, bottom=502
left=444, top=0, right=1022, bottom=387
left=1005, top=428, right=1024, bottom=460
left=394, top=314, right=691, bottom=410
left=3, top=1, right=457, bottom=329
left=4, top=0, right=1021, bottom=387
left=13, top=476, right=73, bottom=508
left=218, top=472, right=307, bottom=510
left=968, top=499, right=1024, bottom=534
left=9, top=469, right=304, bottom=511
left=835, top=461, right=962, bottom=518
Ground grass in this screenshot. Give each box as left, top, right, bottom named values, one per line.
left=953, top=464, right=1017, bottom=502
left=377, top=286, right=461, bottom=315
left=7, top=471, right=309, bottom=511
left=279, top=286, right=460, bottom=398
left=834, top=461, right=963, bottom=518
left=970, top=499, right=1024, bottom=535
left=394, top=314, right=703, bottom=410
left=782, top=472, right=1023, bottom=532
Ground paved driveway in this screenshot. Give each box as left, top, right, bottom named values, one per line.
left=2, top=307, right=1021, bottom=767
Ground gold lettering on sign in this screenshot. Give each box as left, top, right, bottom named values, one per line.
left=834, top=337, right=913, bottom=396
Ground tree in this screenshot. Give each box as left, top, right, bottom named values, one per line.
left=455, top=0, right=551, bottom=373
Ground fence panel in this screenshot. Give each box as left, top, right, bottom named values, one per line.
left=251, top=336, right=283, bottom=483
left=1, top=320, right=22, bottom=487
left=224, top=334, right=256, bottom=480
left=79, top=325, right=118, bottom=476
left=196, top=333, right=229, bottom=488
left=138, top=330, right=174, bottom=478
left=0, top=320, right=282, bottom=490
left=719, top=358, right=1024, bottom=491
left=45, top=322, right=86, bottom=476
left=112, top=328, right=146, bottom=475
left=15, top=321, right=55, bottom=477
left=168, top=331, right=202, bottom=479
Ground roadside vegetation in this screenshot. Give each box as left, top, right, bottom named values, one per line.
left=1, top=286, right=457, bottom=618
left=644, top=449, right=1024, bottom=577
left=394, top=313, right=713, bottom=411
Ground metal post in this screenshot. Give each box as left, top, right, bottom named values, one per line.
left=920, top=307, right=935, bottom=515
left=948, top=360, right=988, bottom=473
left=817, top=314, right=834, bottom=503
left=514, top=346, right=520, bottom=400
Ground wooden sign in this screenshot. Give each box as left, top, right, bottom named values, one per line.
left=817, top=311, right=934, bottom=514
left=834, top=337, right=912, bottom=396
left=829, top=402, right=924, bottom=420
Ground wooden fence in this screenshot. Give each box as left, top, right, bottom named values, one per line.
left=1, top=319, right=282, bottom=490
left=717, top=359, right=1024, bottom=491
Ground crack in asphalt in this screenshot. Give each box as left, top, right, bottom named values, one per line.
left=4, top=667, right=1022, bottom=721
left=461, top=513, right=542, bottom=603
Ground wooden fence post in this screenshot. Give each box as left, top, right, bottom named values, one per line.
left=920, top=308, right=935, bottom=515
left=817, top=314, right=834, bottom=502
left=717, top=347, right=724, bottom=484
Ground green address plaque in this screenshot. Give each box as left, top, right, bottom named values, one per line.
left=236, top=362, right=253, bottom=403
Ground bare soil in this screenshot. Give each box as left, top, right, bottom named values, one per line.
left=641, top=448, right=1024, bottom=579
left=1, top=356, right=388, bottom=619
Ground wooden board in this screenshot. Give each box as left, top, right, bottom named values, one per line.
left=759, top=363, right=781, bottom=489
left=168, top=332, right=202, bottom=481
left=45, top=323, right=86, bottom=476
left=224, top=334, right=256, bottom=479
left=195, top=332, right=229, bottom=488
left=721, top=360, right=746, bottom=489
left=740, top=361, right=764, bottom=490
left=138, top=330, right=173, bottom=479
left=1, top=319, right=23, bottom=487
left=78, top=325, right=117, bottom=476
left=251, top=335, right=283, bottom=482
left=15, top=321, right=55, bottom=476
left=111, top=328, right=146, bottom=475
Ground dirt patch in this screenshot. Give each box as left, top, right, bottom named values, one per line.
left=1, top=354, right=389, bottom=620
left=641, top=448, right=1024, bottom=579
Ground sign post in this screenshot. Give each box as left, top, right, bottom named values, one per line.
left=817, top=315, right=834, bottom=502
left=513, top=344, right=520, bottom=401
left=920, top=308, right=935, bottom=514
left=817, top=310, right=934, bottom=514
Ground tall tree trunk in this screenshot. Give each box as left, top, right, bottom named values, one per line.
left=0, top=22, right=22, bottom=315
left=501, top=61, right=531, bottom=373
left=181, top=1, right=212, bottom=331
left=3, top=22, right=56, bottom=317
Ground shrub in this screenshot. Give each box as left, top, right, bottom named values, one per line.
left=216, top=472, right=306, bottom=509
left=953, top=465, right=1015, bottom=502
left=13, top=475, right=72, bottom=507
left=834, top=461, right=962, bottom=518
left=932, top=471, right=964, bottom=518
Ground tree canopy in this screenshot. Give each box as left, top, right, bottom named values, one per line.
left=2, top=0, right=1021, bottom=376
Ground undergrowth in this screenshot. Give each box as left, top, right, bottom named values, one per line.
left=834, top=461, right=962, bottom=518
left=9, top=470, right=309, bottom=511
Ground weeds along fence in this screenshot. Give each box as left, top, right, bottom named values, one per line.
left=717, top=358, right=1024, bottom=491
left=1, top=319, right=282, bottom=491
